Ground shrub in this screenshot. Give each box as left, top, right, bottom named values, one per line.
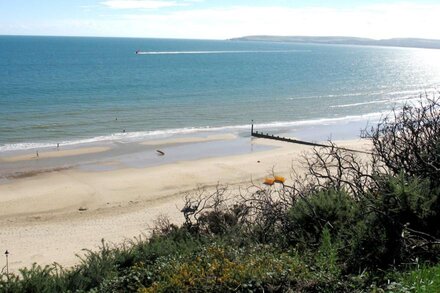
left=347, top=175, right=440, bottom=270
left=136, top=243, right=347, bottom=292
left=0, top=264, right=67, bottom=293
left=315, top=228, right=340, bottom=277
left=285, top=189, right=359, bottom=248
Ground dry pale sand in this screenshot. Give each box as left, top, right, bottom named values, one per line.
left=0, top=138, right=370, bottom=272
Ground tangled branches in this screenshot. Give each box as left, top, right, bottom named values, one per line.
left=364, top=93, right=440, bottom=187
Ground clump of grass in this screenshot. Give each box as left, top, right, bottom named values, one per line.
left=382, top=264, right=440, bottom=292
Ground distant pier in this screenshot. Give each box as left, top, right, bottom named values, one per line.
left=250, top=121, right=371, bottom=154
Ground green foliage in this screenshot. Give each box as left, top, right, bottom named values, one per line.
left=286, top=189, right=359, bottom=247
left=348, top=175, right=440, bottom=269
left=0, top=263, right=67, bottom=293
left=382, top=264, right=440, bottom=292
left=135, top=243, right=351, bottom=293
left=0, top=229, right=203, bottom=293
left=376, top=175, right=440, bottom=237
left=198, top=209, right=240, bottom=235
left=315, top=228, right=340, bottom=278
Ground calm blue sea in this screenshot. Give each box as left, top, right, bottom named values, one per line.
left=1, top=36, right=440, bottom=151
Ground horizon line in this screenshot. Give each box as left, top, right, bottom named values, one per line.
left=2, top=33, right=440, bottom=42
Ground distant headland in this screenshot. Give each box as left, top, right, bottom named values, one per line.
left=230, top=35, right=440, bottom=50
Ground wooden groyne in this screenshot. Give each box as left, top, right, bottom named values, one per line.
left=250, top=122, right=371, bottom=155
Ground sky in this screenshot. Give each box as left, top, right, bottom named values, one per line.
left=1, top=0, right=440, bottom=40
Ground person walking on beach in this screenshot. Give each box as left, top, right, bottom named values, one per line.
left=36, top=150, right=39, bottom=158
left=57, top=143, right=60, bottom=150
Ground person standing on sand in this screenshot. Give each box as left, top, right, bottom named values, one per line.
left=36, top=150, right=39, bottom=158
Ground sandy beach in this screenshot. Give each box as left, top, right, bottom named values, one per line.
left=0, top=136, right=370, bottom=272
left=0, top=146, right=111, bottom=163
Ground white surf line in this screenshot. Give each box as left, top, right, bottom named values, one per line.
left=0, top=112, right=385, bottom=152
left=330, top=100, right=389, bottom=108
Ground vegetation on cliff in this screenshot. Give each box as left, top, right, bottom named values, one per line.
left=1, top=95, right=440, bottom=292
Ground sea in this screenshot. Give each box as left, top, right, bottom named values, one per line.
left=1, top=35, right=440, bottom=153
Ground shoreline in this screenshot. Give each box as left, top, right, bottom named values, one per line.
left=0, top=134, right=370, bottom=271
left=0, top=110, right=382, bottom=154
left=0, top=133, right=263, bottom=181
left=0, top=116, right=373, bottom=181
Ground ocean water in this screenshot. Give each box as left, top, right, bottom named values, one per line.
left=1, top=36, right=440, bottom=152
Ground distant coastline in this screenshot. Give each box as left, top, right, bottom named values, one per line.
left=230, top=35, right=440, bottom=50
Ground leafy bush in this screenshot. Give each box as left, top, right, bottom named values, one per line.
left=0, top=264, right=67, bottom=293
left=347, top=176, right=440, bottom=270
left=285, top=190, right=359, bottom=248
left=135, top=242, right=350, bottom=293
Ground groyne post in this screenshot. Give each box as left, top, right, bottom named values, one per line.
left=250, top=123, right=371, bottom=155
left=4, top=250, right=9, bottom=277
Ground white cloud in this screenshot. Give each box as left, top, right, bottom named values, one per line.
left=101, top=0, right=181, bottom=10
left=108, top=3, right=440, bottom=40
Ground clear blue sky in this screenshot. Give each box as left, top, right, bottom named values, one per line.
left=1, top=0, right=440, bottom=39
